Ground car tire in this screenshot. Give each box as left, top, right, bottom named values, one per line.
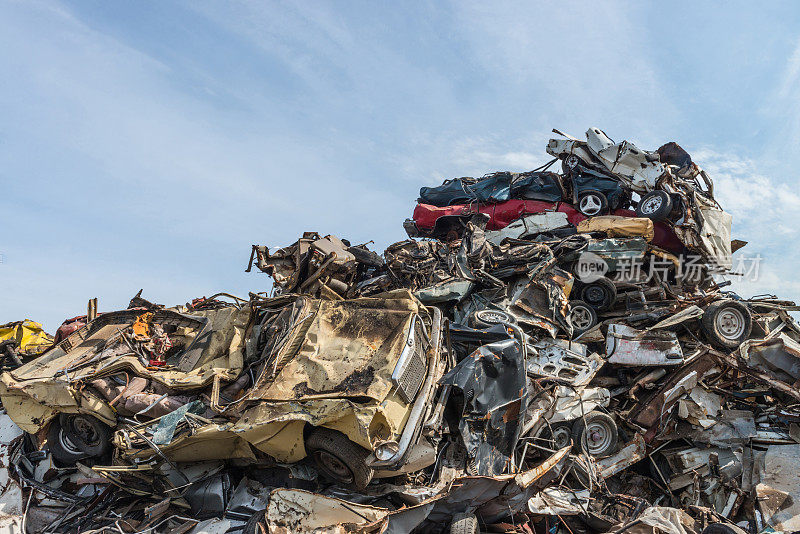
left=450, top=512, right=479, bottom=534
left=468, top=309, right=515, bottom=329
left=306, top=427, right=374, bottom=490
left=580, top=278, right=617, bottom=311
left=47, top=414, right=111, bottom=466
left=577, top=191, right=609, bottom=217
left=701, top=523, right=745, bottom=534
left=541, top=422, right=573, bottom=450
left=635, top=191, right=672, bottom=221
left=701, top=300, right=752, bottom=350
left=242, top=510, right=266, bottom=534
left=572, top=412, right=618, bottom=457
left=569, top=300, right=598, bottom=335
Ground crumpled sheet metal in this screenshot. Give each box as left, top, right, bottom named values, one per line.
left=629, top=353, right=719, bottom=429
left=606, top=324, right=684, bottom=366
left=119, top=394, right=405, bottom=463
left=736, top=333, right=800, bottom=386
left=548, top=385, right=610, bottom=425
left=0, top=320, right=53, bottom=357
left=485, top=212, right=570, bottom=245
left=547, top=128, right=665, bottom=193
left=596, top=432, right=646, bottom=479
left=528, top=487, right=591, bottom=516
left=577, top=215, right=654, bottom=242
left=0, top=412, right=23, bottom=534
left=264, top=446, right=571, bottom=533
left=608, top=506, right=696, bottom=534
left=248, top=291, right=422, bottom=403
left=440, top=338, right=528, bottom=476
left=527, top=338, right=603, bottom=386
left=266, top=488, right=395, bottom=533
left=0, top=307, right=248, bottom=433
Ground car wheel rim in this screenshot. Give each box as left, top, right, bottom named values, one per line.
left=69, top=416, right=101, bottom=447
left=478, top=310, right=509, bottom=324
left=552, top=427, right=571, bottom=449
left=585, top=420, right=613, bottom=455
left=566, top=155, right=580, bottom=169
left=571, top=307, right=593, bottom=330
left=58, top=428, right=83, bottom=455
left=640, top=196, right=662, bottom=214
left=579, top=194, right=602, bottom=215
left=584, top=286, right=606, bottom=305
left=314, top=450, right=354, bottom=483
left=716, top=308, right=745, bottom=340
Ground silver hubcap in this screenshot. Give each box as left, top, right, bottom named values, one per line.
left=571, top=307, right=593, bottom=329
left=640, top=196, right=662, bottom=214
left=58, top=428, right=82, bottom=454
left=478, top=310, right=509, bottom=324
left=716, top=308, right=745, bottom=340
left=579, top=194, right=602, bottom=215
left=584, top=421, right=613, bottom=455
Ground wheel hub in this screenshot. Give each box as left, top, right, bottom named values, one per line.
left=571, top=307, right=592, bottom=329
left=315, top=450, right=354, bottom=483
left=584, top=286, right=605, bottom=304
left=580, top=195, right=602, bottom=215
left=641, top=196, right=662, bottom=214
left=585, top=421, right=612, bottom=455
left=480, top=311, right=508, bottom=324
left=552, top=427, right=571, bottom=449
left=716, top=308, right=745, bottom=339
left=69, top=416, right=100, bottom=446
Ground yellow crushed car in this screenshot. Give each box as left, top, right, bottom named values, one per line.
left=0, top=291, right=447, bottom=490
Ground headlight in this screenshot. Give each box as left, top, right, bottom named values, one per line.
left=373, top=441, right=399, bottom=461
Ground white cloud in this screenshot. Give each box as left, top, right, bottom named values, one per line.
left=690, top=148, right=800, bottom=302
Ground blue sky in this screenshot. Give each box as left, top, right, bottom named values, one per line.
left=3, top=0, right=800, bottom=331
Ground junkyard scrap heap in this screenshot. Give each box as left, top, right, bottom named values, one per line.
left=0, top=127, right=798, bottom=534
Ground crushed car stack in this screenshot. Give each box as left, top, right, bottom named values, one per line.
left=1, top=127, right=799, bottom=534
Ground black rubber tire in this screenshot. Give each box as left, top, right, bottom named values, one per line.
left=577, top=191, right=609, bottom=217
left=47, top=414, right=111, bottom=465
left=468, top=309, right=515, bottom=329
left=635, top=191, right=672, bottom=221
left=701, top=300, right=752, bottom=350
left=347, top=246, right=384, bottom=267
left=580, top=278, right=617, bottom=311
left=701, top=523, right=742, bottom=534
left=450, top=512, right=479, bottom=534
left=305, top=427, right=374, bottom=490
left=242, top=510, right=267, bottom=534
left=572, top=412, right=618, bottom=458
left=569, top=300, right=598, bottom=335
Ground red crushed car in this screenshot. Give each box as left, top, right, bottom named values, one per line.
left=404, top=199, right=685, bottom=254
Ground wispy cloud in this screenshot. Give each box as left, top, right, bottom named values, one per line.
left=691, top=148, right=800, bottom=301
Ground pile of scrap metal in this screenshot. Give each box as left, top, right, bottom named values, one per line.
left=1, top=128, right=799, bottom=534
